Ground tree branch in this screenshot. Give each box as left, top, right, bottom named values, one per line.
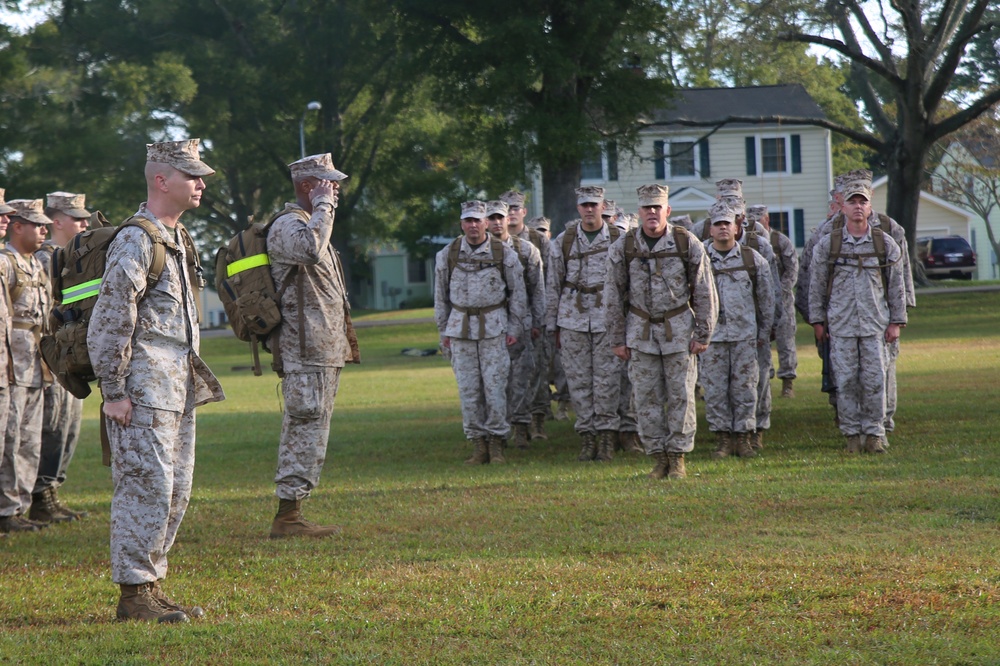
left=639, top=115, right=885, bottom=152
left=930, top=87, right=1000, bottom=141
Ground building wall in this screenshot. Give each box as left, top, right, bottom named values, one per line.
left=355, top=250, right=435, bottom=310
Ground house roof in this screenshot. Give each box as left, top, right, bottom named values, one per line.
left=646, top=84, right=827, bottom=128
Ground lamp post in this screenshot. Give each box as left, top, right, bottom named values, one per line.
left=299, top=100, right=322, bottom=158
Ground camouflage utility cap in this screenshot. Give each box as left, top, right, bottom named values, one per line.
left=844, top=168, right=873, bottom=183
left=289, top=153, right=348, bottom=181
left=709, top=200, right=736, bottom=223
left=721, top=194, right=745, bottom=217
left=746, top=204, right=768, bottom=223
left=715, top=178, right=743, bottom=197
left=147, top=138, right=215, bottom=177
left=8, top=199, right=53, bottom=225
left=0, top=187, right=15, bottom=215
left=601, top=200, right=616, bottom=216
left=500, top=190, right=526, bottom=207
left=576, top=186, right=605, bottom=205
left=527, top=215, right=550, bottom=232
left=843, top=179, right=873, bottom=202
left=486, top=200, right=509, bottom=217
left=461, top=200, right=488, bottom=220
left=46, top=191, right=91, bottom=219
left=670, top=214, right=692, bottom=228
left=636, top=184, right=669, bottom=207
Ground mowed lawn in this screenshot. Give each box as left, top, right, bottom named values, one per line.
left=1, top=292, right=999, bottom=664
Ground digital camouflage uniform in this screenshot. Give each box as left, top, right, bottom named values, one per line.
left=0, top=249, right=50, bottom=520
left=32, top=241, right=84, bottom=498
left=267, top=199, right=358, bottom=502
left=799, top=211, right=915, bottom=431
left=501, top=234, right=544, bottom=433
left=808, top=225, right=907, bottom=440
left=604, top=227, right=718, bottom=456
left=434, top=237, right=527, bottom=442
left=769, top=228, right=799, bottom=381
left=89, top=207, right=225, bottom=585
left=513, top=225, right=558, bottom=424
left=701, top=242, right=774, bottom=436
left=546, top=222, right=622, bottom=438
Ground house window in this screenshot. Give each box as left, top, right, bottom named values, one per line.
left=654, top=137, right=709, bottom=179
left=407, top=255, right=427, bottom=284
left=769, top=210, right=790, bottom=236
left=761, top=137, right=787, bottom=173
left=580, top=142, right=619, bottom=183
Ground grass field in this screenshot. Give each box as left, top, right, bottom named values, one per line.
left=2, top=291, right=999, bottom=664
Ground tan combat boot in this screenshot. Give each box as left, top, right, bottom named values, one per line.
left=750, top=430, right=764, bottom=451
left=513, top=423, right=530, bottom=450
left=117, top=582, right=189, bottom=623
left=51, top=487, right=88, bottom=519
left=864, top=434, right=887, bottom=454
left=269, top=498, right=340, bottom=539
left=529, top=413, right=548, bottom=440
left=845, top=434, right=862, bottom=454
left=711, top=432, right=733, bottom=459
left=487, top=435, right=507, bottom=464
left=0, top=515, right=41, bottom=533
left=29, top=488, right=74, bottom=525
left=780, top=378, right=795, bottom=398
left=577, top=433, right=597, bottom=461
left=151, top=580, right=205, bottom=619
left=595, top=430, right=616, bottom=462
left=647, top=452, right=669, bottom=479
left=667, top=453, right=687, bottom=479
left=464, top=438, right=489, bottom=465
left=619, top=431, right=644, bottom=454
left=734, top=432, right=757, bottom=458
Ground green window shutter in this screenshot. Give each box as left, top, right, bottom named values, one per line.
left=745, top=137, right=757, bottom=175
left=697, top=137, right=710, bottom=178
left=794, top=208, right=805, bottom=248
left=791, top=135, right=802, bottom=173
left=654, top=140, right=665, bottom=179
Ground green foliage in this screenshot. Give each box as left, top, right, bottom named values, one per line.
left=1, top=292, right=999, bottom=662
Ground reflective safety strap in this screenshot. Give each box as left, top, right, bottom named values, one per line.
left=227, top=253, right=270, bottom=277
left=61, top=278, right=103, bottom=305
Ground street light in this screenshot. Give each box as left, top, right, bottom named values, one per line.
left=299, top=100, right=322, bottom=158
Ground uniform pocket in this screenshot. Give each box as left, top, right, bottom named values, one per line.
left=283, top=372, right=324, bottom=420
left=112, top=404, right=156, bottom=478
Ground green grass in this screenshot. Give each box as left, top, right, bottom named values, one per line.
left=2, top=292, right=1000, bottom=664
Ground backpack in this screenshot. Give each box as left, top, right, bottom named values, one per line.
left=825, top=220, right=889, bottom=306
left=40, top=215, right=174, bottom=399
left=215, top=209, right=306, bottom=376
left=444, top=235, right=509, bottom=291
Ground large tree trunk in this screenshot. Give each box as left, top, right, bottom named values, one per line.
left=882, top=105, right=930, bottom=286
left=542, top=162, right=582, bottom=235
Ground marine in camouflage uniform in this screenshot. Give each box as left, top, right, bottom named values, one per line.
left=503, top=191, right=555, bottom=439
left=89, top=139, right=224, bottom=623
left=0, top=189, right=12, bottom=537
left=808, top=177, right=907, bottom=454
left=528, top=215, right=572, bottom=422
left=701, top=201, right=774, bottom=459
left=267, top=153, right=359, bottom=539
left=609, top=208, right=640, bottom=453
left=0, top=198, right=51, bottom=534
left=30, top=192, right=92, bottom=524
left=435, top=200, right=528, bottom=465
left=488, top=200, right=544, bottom=450
left=605, top=185, right=718, bottom=479
left=547, top=186, right=623, bottom=462
left=748, top=205, right=799, bottom=399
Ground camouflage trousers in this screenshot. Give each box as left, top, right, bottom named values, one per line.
left=530, top=330, right=553, bottom=415
left=830, top=335, right=887, bottom=437
left=559, top=329, right=621, bottom=434
left=451, top=336, right=510, bottom=439
left=774, top=294, right=798, bottom=380
left=619, top=362, right=637, bottom=432
left=548, top=333, right=570, bottom=403
left=0, top=385, right=44, bottom=516
left=701, top=340, right=759, bottom=433
left=33, top=382, right=83, bottom=493
left=628, top=349, right=698, bottom=454
left=108, top=402, right=196, bottom=584
left=507, top=337, right=537, bottom=425
left=756, top=339, right=773, bottom=430
left=276, top=367, right=342, bottom=501
left=884, top=339, right=899, bottom=432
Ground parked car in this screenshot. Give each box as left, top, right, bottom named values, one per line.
left=916, top=235, right=976, bottom=280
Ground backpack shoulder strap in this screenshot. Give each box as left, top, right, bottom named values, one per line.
left=624, top=231, right=636, bottom=264
left=561, top=224, right=577, bottom=266
left=2, top=248, right=27, bottom=304
left=490, top=236, right=509, bottom=292
left=871, top=226, right=889, bottom=293
left=740, top=244, right=760, bottom=315
left=527, top=227, right=543, bottom=253
left=118, top=216, right=168, bottom=290
left=700, top=219, right=711, bottom=241
left=877, top=213, right=892, bottom=235
left=608, top=224, right=621, bottom=243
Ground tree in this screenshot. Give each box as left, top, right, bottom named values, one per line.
left=393, top=0, right=674, bottom=229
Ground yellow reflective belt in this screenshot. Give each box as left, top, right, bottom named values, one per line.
left=227, top=253, right=270, bottom=277
left=62, top=278, right=102, bottom=305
